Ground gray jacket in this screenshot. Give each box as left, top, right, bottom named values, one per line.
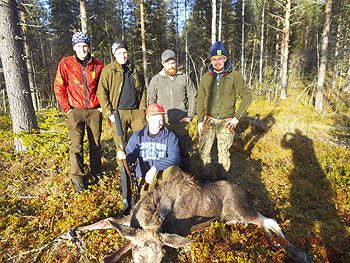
left=148, top=69, right=197, bottom=123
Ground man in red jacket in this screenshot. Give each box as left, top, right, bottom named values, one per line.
left=54, top=32, right=104, bottom=193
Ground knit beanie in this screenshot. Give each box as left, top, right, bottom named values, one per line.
left=112, top=39, right=128, bottom=54
left=210, top=41, right=226, bottom=58
left=72, top=32, right=90, bottom=47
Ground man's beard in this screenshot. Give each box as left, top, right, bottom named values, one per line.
left=165, top=66, right=177, bottom=76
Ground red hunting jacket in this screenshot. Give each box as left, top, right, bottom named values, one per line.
left=54, top=55, right=104, bottom=113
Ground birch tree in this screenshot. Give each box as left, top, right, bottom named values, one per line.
left=79, top=0, right=88, bottom=33
left=140, top=0, right=149, bottom=88
left=0, top=0, right=38, bottom=152
left=258, top=0, right=266, bottom=85
left=241, top=0, right=245, bottom=76
left=280, top=0, right=291, bottom=100
left=211, top=0, right=216, bottom=44
left=315, top=0, right=332, bottom=112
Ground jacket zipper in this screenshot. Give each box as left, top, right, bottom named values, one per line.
left=83, top=65, right=88, bottom=108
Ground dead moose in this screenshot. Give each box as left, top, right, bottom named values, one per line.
left=59, top=172, right=313, bottom=263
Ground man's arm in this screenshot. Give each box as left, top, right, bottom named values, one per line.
left=97, top=69, right=114, bottom=118
left=147, top=75, right=158, bottom=105
left=233, top=72, right=252, bottom=119
left=186, top=75, right=197, bottom=120
left=54, top=60, right=71, bottom=113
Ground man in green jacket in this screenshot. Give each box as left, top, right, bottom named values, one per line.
left=97, top=39, right=146, bottom=213
left=148, top=50, right=197, bottom=172
left=197, top=41, right=251, bottom=181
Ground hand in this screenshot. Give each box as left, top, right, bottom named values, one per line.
left=145, top=166, right=157, bottom=184
left=180, top=117, right=191, bottom=123
left=109, top=114, right=115, bottom=123
left=117, top=149, right=126, bottom=160
left=198, top=122, right=203, bottom=135
left=66, top=109, right=73, bottom=115
left=225, top=117, right=239, bottom=131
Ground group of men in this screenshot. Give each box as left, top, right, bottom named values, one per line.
left=54, top=32, right=251, bottom=213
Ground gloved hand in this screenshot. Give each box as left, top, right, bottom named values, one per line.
left=198, top=122, right=203, bottom=135
left=145, top=166, right=157, bottom=184
left=117, top=149, right=126, bottom=160
left=109, top=114, right=115, bottom=123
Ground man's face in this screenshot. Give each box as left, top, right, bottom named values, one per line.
left=73, top=43, right=90, bottom=60
left=162, top=59, right=177, bottom=76
left=147, top=114, right=164, bottom=135
left=211, top=56, right=226, bottom=73
left=114, top=48, right=128, bottom=65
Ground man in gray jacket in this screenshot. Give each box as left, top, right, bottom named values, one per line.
left=148, top=50, right=197, bottom=172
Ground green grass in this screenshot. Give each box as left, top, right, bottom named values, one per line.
left=0, top=93, right=349, bottom=262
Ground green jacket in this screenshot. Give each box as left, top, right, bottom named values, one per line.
left=197, top=61, right=251, bottom=122
left=148, top=69, right=197, bottom=123
left=97, top=60, right=146, bottom=118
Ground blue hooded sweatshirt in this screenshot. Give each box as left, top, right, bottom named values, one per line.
left=125, top=125, right=181, bottom=177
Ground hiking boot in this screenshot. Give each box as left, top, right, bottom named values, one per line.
left=73, top=179, right=86, bottom=194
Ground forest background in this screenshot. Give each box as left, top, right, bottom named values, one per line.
left=0, top=0, right=350, bottom=262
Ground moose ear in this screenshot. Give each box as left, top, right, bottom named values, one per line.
left=108, top=220, right=137, bottom=241
left=159, top=233, right=194, bottom=248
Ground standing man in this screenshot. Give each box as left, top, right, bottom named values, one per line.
left=97, top=39, right=146, bottom=212
left=148, top=49, right=197, bottom=172
left=117, top=103, right=181, bottom=199
left=197, top=41, right=252, bottom=181
left=54, top=32, right=104, bottom=193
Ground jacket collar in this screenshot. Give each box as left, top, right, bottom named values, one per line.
left=159, top=68, right=182, bottom=77
left=208, top=60, right=232, bottom=75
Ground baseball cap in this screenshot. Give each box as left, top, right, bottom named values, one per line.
left=161, top=50, right=176, bottom=62
left=146, top=103, right=166, bottom=116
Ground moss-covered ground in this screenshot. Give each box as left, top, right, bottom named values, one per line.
left=1, top=94, right=349, bottom=262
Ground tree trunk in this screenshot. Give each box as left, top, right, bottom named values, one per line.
left=218, top=0, right=222, bottom=41
left=328, top=1, right=342, bottom=100
left=241, top=0, right=245, bottom=77
left=211, top=0, right=216, bottom=44
left=18, top=0, right=38, bottom=111
left=80, top=1, right=88, bottom=33
left=315, top=0, right=332, bottom=112
left=280, top=0, right=291, bottom=100
left=258, top=0, right=266, bottom=85
left=0, top=0, right=38, bottom=152
left=140, top=0, right=149, bottom=88
left=344, top=56, right=350, bottom=93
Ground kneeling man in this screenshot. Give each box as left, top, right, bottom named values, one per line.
left=117, top=103, right=181, bottom=204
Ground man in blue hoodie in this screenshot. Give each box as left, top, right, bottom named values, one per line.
left=117, top=103, right=181, bottom=197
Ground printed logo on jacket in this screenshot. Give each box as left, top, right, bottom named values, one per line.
left=140, top=142, right=167, bottom=160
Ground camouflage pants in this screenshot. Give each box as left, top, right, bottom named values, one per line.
left=198, top=117, right=235, bottom=173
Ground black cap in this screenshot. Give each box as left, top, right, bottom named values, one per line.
left=112, top=39, right=128, bottom=54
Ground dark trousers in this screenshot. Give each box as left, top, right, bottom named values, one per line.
left=166, top=122, right=192, bottom=172
left=67, top=108, right=102, bottom=182
left=110, top=109, right=146, bottom=212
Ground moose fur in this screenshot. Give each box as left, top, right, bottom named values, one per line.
left=60, top=172, right=313, bottom=263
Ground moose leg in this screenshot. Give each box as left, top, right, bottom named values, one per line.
left=58, top=216, right=131, bottom=240
left=233, top=213, right=313, bottom=263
